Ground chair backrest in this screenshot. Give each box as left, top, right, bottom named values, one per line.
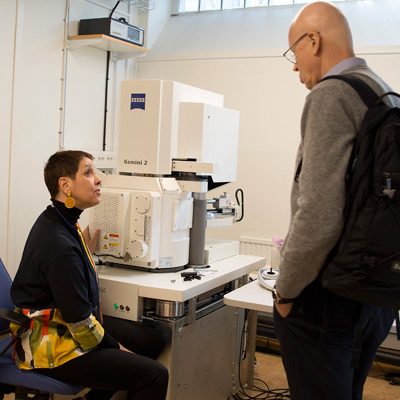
left=0, top=258, right=85, bottom=397
left=0, top=258, right=15, bottom=331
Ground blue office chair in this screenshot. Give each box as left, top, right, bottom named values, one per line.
left=0, top=258, right=84, bottom=400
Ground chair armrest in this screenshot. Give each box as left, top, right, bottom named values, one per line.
left=0, top=308, right=30, bottom=329
left=0, top=327, right=10, bottom=336
left=0, top=308, right=31, bottom=357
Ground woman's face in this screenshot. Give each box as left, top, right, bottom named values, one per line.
left=68, top=157, right=101, bottom=210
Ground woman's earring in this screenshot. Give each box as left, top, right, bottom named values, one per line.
left=65, top=193, right=75, bottom=209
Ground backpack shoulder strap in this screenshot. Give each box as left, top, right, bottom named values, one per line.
left=292, top=75, right=378, bottom=184
left=321, top=74, right=379, bottom=109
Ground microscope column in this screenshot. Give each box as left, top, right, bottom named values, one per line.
left=189, top=192, right=207, bottom=267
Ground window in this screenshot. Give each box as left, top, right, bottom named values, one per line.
left=178, top=0, right=365, bottom=13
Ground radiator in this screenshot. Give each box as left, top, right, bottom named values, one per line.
left=239, top=236, right=281, bottom=268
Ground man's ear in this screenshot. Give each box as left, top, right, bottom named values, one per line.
left=309, top=31, right=321, bottom=56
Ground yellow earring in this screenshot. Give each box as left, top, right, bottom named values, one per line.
left=65, top=193, right=75, bottom=209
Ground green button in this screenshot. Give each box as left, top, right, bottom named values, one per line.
left=114, top=303, right=118, bottom=309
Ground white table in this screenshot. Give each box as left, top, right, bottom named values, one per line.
left=98, top=254, right=266, bottom=303
left=224, top=279, right=275, bottom=388
left=224, top=279, right=274, bottom=312
left=98, top=255, right=267, bottom=400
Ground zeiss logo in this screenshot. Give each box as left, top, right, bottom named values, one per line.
left=130, top=93, right=146, bottom=110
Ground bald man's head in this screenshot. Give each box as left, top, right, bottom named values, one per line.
left=291, top=1, right=353, bottom=53
left=287, top=1, right=355, bottom=89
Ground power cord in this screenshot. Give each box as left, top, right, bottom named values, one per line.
left=229, top=310, right=291, bottom=399
left=385, top=372, right=400, bottom=386
left=374, top=361, right=400, bottom=386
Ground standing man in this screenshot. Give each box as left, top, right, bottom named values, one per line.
left=273, top=2, right=397, bottom=399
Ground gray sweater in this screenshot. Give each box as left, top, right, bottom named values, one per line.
left=276, top=63, right=399, bottom=299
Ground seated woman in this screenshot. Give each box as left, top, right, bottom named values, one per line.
left=10, top=150, right=168, bottom=400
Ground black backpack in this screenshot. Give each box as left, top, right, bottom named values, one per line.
left=318, top=74, right=400, bottom=309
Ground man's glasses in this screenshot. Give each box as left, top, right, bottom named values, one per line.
left=283, top=33, right=309, bottom=64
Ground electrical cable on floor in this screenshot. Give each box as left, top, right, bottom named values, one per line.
left=374, top=361, right=400, bottom=386
left=374, top=360, right=387, bottom=377
left=228, top=309, right=291, bottom=399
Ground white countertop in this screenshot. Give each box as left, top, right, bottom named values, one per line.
left=224, top=279, right=274, bottom=313
left=98, top=254, right=266, bottom=302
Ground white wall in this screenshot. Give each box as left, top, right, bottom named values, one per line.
left=136, top=1, right=400, bottom=244
left=0, top=1, right=16, bottom=277
left=1, top=0, right=67, bottom=278
left=2, top=0, right=400, bottom=277
left=139, top=0, right=171, bottom=49
left=0, top=0, right=150, bottom=277
left=148, top=1, right=400, bottom=57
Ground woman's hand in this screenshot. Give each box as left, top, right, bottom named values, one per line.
left=119, top=343, right=134, bottom=353
left=83, top=226, right=100, bottom=254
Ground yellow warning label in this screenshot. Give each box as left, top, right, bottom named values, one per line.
left=103, top=244, right=108, bottom=249
left=110, top=243, right=119, bottom=247
left=103, top=235, right=108, bottom=240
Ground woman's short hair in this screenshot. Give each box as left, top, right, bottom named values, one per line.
left=44, top=150, right=93, bottom=199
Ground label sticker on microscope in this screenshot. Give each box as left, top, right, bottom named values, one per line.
left=130, top=93, right=146, bottom=110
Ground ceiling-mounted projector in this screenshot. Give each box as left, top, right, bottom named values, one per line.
left=78, top=17, right=144, bottom=46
